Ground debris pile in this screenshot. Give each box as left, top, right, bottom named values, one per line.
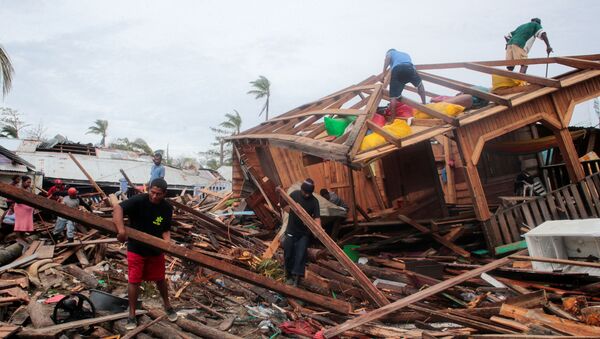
left=0, top=180, right=599, bottom=339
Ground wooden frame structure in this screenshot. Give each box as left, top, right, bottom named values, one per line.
left=231, top=53, right=600, bottom=248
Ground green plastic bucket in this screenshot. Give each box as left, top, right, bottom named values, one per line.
left=342, top=245, right=360, bottom=262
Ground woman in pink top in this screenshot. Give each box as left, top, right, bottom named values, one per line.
left=13, top=176, right=34, bottom=235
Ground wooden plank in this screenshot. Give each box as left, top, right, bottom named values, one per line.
left=487, top=217, right=503, bottom=248
left=321, top=251, right=520, bottom=338
left=35, top=245, right=55, bottom=259
left=277, top=187, right=390, bottom=307
left=0, top=254, right=39, bottom=274
left=119, top=168, right=142, bottom=192
left=121, top=314, right=166, bottom=339
left=510, top=255, right=600, bottom=269
left=569, top=185, right=588, bottom=218
left=520, top=203, right=535, bottom=228
left=553, top=191, right=568, bottom=219
left=0, top=182, right=351, bottom=314
left=398, top=214, right=470, bottom=258
left=500, top=304, right=600, bottom=336
left=496, top=212, right=512, bottom=245
left=0, top=325, right=20, bottom=338
left=536, top=198, right=552, bottom=221
left=418, top=71, right=512, bottom=107
left=68, top=153, right=108, bottom=201
left=528, top=200, right=544, bottom=225
left=55, top=238, right=118, bottom=248
left=264, top=109, right=364, bottom=123
left=464, top=62, right=561, bottom=87
left=366, top=120, right=402, bottom=149
left=18, top=311, right=146, bottom=337
left=399, top=96, right=456, bottom=125
left=504, top=209, right=521, bottom=243
left=584, top=177, right=600, bottom=216
left=544, top=194, right=560, bottom=220
left=495, top=240, right=528, bottom=256
left=561, top=187, right=579, bottom=218
left=409, top=304, right=516, bottom=334
left=555, top=57, right=600, bottom=70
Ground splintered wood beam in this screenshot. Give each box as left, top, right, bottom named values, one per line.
left=228, top=134, right=349, bottom=163
left=0, top=182, right=351, bottom=314
left=556, top=57, right=600, bottom=70
left=418, top=71, right=512, bottom=107
left=399, top=96, right=457, bottom=125
left=120, top=169, right=141, bottom=193
left=366, top=120, right=402, bottom=149
left=276, top=187, right=390, bottom=308
left=398, top=214, right=470, bottom=258
left=68, top=153, right=108, bottom=200
left=464, top=63, right=561, bottom=88
left=321, top=252, right=520, bottom=338
left=414, top=53, right=600, bottom=70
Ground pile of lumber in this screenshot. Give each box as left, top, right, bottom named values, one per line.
left=1, top=180, right=600, bottom=338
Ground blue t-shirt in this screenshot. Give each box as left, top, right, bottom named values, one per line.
left=387, top=50, right=413, bottom=69
left=119, top=177, right=128, bottom=193
left=149, top=164, right=165, bottom=184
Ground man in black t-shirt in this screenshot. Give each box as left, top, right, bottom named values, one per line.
left=283, top=178, right=320, bottom=286
left=113, top=178, right=177, bottom=330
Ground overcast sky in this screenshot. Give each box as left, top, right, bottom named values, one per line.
left=1, top=0, right=599, bottom=160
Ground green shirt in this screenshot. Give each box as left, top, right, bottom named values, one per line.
left=507, top=22, right=544, bottom=53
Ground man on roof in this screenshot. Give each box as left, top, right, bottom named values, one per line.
left=383, top=49, right=427, bottom=120
left=505, top=18, right=553, bottom=74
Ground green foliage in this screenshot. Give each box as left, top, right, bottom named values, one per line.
left=109, top=137, right=153, bottom=155
left=0, top=107, right=29, bottom=138
left=86, top=119, right=109, bottom=147
left=200, top=110, right=243, bottom=169
left=248, top=75, right=271, bottom=121
left=0, top=45, right=14, bottom=98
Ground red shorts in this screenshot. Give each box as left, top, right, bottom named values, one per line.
left=127, top=251, right=165, bottom=284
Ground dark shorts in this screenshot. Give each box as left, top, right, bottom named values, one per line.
left=127, top=251, right=165, bottom=284
left=390, top=63, right=422, bottom=98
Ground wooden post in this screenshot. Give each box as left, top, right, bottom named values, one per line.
left=0, top=182, right=351, bottom=314
left=454, top=129, right=491, bottom=221
left=119, top=168, right=141, bottom=193
left=68, top=153, right=108, bottom=200
left=443, top=136, right=457, bottom=204
left=277, top=187, right=390, bottom=308
left=348, top=166, right=359, bottom=227
left=554, top=128, right=585, bottom=183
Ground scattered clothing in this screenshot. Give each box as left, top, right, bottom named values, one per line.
left=13, top=203, right=34, bottom=232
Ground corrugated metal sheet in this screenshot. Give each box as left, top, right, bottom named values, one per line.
left=19, top=152, right=216, bottom=188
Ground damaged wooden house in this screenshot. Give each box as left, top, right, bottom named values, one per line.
left=230, top=53, right=600, bottom=255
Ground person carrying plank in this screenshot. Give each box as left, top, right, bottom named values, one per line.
left=505, top=18, right=553, bottom=73
left=283, top=179, right=320, bottom=287
left=113, top=178, right=177, bottom=330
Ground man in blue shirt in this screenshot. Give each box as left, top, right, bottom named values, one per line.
left=383, top=49, right=426, bottom=119
left=148, top=152, right=165, bottom=186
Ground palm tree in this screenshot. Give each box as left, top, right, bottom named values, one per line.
left=0, top=125, right=17, bottom=138
left=86, top=119, right=109, bottom=147
left=0, top=45, right=14, bottom=98
left=247, top=76, right=271, bottom=121
left=219, top=109, right=242, bottom=135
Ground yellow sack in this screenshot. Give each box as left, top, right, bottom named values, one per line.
left=414, top=102, right=465, bottom=119
left=491, top=74, right=527, bottom=91
left=359, top=119, right=412, bottom=151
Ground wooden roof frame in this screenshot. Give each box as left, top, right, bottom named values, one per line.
left=231, top=53, right=600, bottom=169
